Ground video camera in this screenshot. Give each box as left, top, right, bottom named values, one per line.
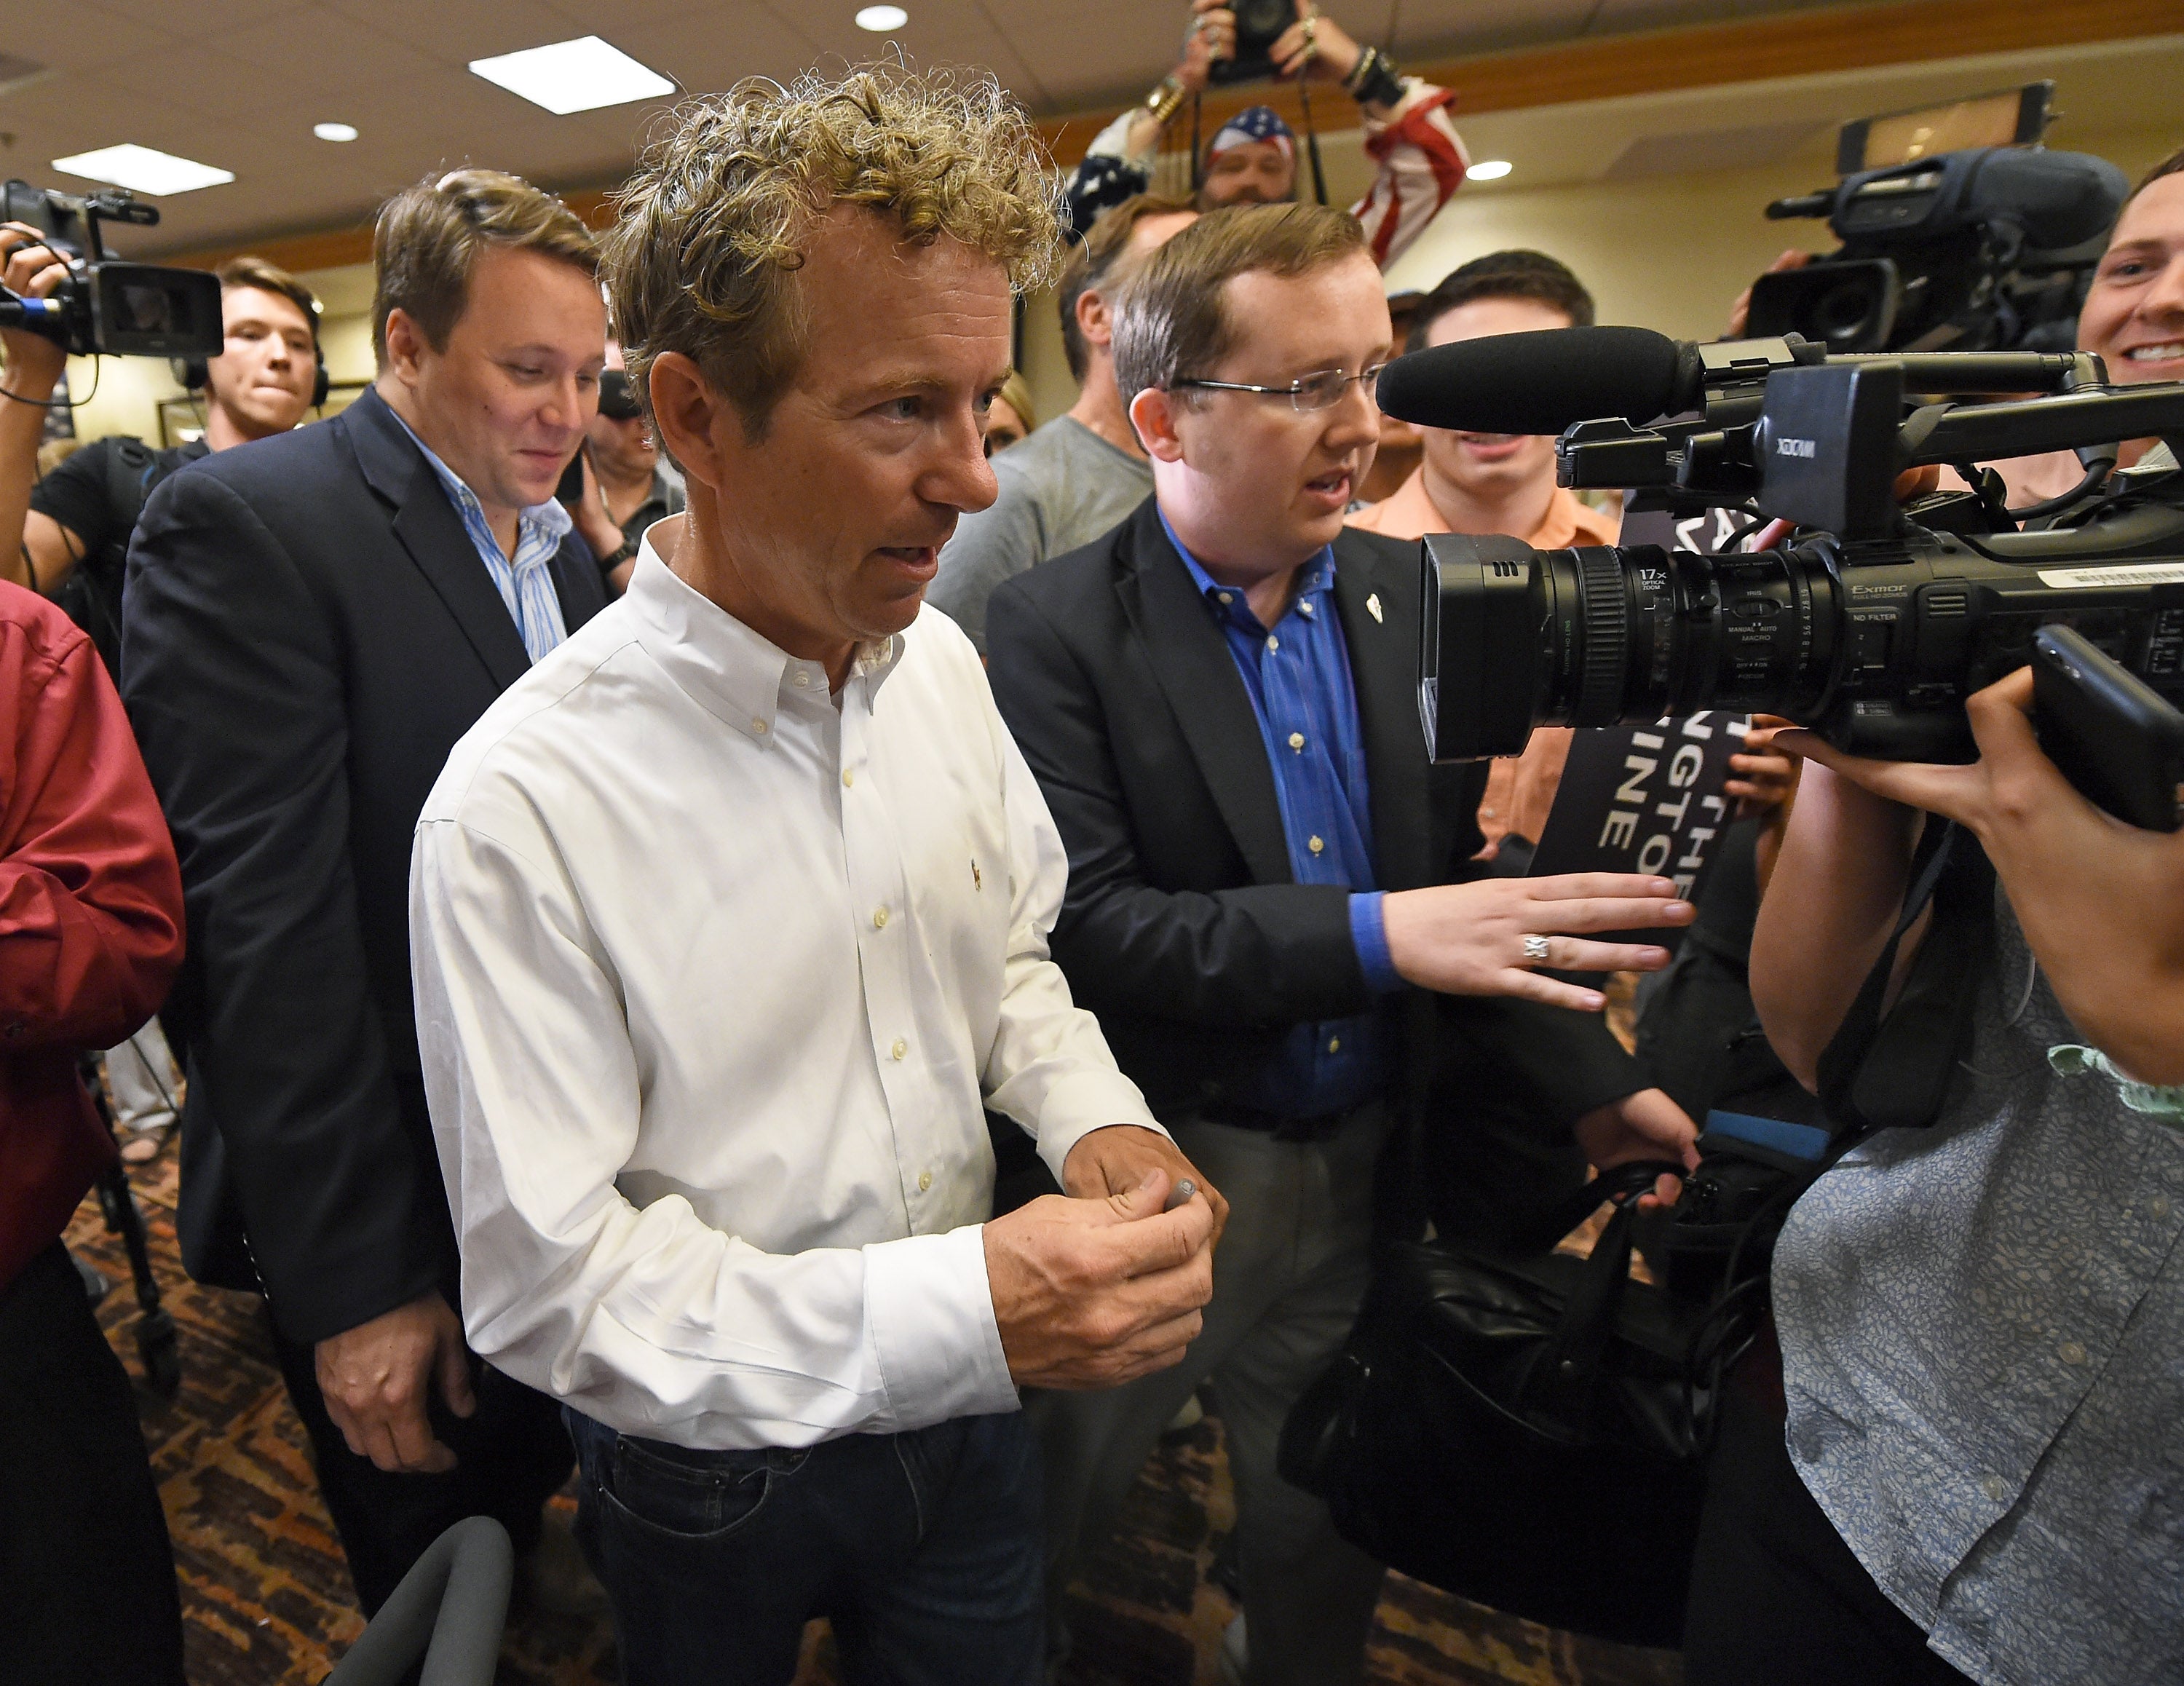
left=1745, top=85, right=2126, bottom=354
left=1381, top=327, right=2184, bottom=823
left=0, top=179, right=222, bottom=360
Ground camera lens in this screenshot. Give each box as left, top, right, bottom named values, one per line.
left=1417, top=534, right=1843, bottom=761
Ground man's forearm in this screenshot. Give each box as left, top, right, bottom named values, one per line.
left=1750, top=763, right=1920, bottom=1088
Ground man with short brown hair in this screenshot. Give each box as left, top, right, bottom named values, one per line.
left=929, top=192, right=1195, bottom=652
left=121, top=167, right=612, bottom=1612
left=987, top=202, right=1696, bottom=1685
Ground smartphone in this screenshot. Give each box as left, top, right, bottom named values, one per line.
left=2030, top=625, right=2184, bottom=833
left=555, top=443, right=587, bottom=505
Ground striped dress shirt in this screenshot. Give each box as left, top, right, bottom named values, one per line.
left=392, top=416, right=571, bottom=662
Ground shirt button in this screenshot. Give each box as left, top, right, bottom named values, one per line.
left=1266, top=635, right=1280, bottom=652
left=2151, top=1196, right=2173, bottom=1220
left=751, top=717, right=769, bottom=736
left=2059, top=1341, right=2087, bottom=1366
left=1308, top=834, right=1325, bottom=855
left=793, top=670, right=810, bottom=687
left=917, top=1170, right=933, bottom=1192
left=1289, top=732, right=1305, bottom=751
left=890, top=1037, right=907, bottom=1061
left=1979, top=1475, right=2010, bottom=1504
left=1328, top=1036, right=1341, bottom=1053
left=873, top=906, right=889, bottom=929
left=842, top=769, right=855, bottom=788
left=1299, top=600, right=1315, bottom=615
left=1218, top=590, right=1234, bottom=606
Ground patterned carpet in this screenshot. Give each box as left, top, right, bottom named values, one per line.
left=67, top=1139, right=1682, bottom=1686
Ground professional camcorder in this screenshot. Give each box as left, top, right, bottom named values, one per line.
left=1744, top=86, right=2126, bottom=353
left=0, top=179, right=222, bottom=359
left=1382, top=326, right=2184, bottom=798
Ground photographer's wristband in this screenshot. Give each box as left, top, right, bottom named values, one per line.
left=1346, top=45, right=1405, bottom=111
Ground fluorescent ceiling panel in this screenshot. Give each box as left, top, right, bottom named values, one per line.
left=51, top=143, right=234, bottom=197
left=469, top=36, right=675, bottom=116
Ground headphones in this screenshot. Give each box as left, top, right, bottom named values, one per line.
left=173, top=299, right=331, bottom=409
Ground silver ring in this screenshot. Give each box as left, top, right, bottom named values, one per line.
left=1521, top=935, right=1551, bottom=963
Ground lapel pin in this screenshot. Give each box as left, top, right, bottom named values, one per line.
left=1366, top=593, right=1383, bottom=624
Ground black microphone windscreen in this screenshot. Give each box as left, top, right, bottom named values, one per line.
left=1375, top=325, right=1686, bottom=435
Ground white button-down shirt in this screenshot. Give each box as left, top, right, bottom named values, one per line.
left=411, top=539, right=1160, bottom=1450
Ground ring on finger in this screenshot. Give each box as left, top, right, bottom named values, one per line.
left=1520, top=934, right=1551, bottom=963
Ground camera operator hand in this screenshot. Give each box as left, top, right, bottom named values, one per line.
left=984, top=1165, right=1216, bottom=1389
left=1382, top=872, right=1694, bottom=1010
left=1769, top=668, right=2184, bottom=1086
left=0, top=225, right=71, bottom=591
left=1724, top=248, right=1812, bottom=339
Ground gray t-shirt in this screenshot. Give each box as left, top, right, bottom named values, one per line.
left=927, top=416, right=1152, bottom=654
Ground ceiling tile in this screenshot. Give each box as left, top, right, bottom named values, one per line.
left=609, top=9, right=828, bottom=97
left=322, top=0, right=601, bottom=71
left=92, top=0, right=298, bottom=29
left=201, top=9, right=448, bottom=102
left=0, top=4, right=175, bottom=73
left=1583, top=0, right=1737, bottom=33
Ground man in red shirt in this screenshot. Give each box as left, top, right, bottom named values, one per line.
left=0, top=578, right=186, bottom=1684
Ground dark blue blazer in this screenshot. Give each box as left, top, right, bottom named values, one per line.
left=122, top=387, right=608, bottom=1343
left=984, top=497, right=1640, bottom=1226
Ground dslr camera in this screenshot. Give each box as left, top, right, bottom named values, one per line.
left=0, top=179, right=222, bottom=359
left=1383, top=327, right=2184, bottom=826
left=1206, top=0, right=1295, bottom=84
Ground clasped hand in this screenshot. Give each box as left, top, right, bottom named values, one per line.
left=984, top=1125, right=1221, bottom=1390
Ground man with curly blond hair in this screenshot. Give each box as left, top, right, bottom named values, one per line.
left=410, top=67, right=1222, bottom=1685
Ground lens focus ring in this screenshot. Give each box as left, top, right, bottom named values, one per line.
left=1576, top=549, right=1629, bottom=724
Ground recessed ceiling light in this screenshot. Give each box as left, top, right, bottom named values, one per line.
left=856, top=6, right=910, bottom=30
left=468, top=36, right=675, bottom=116
left=52, top=143, right=234, bottom=197
left=314, top=122, right=358, bottom=143
left=1468, top=159, right=1514, bottom=181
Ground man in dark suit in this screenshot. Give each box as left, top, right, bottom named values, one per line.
left=122, top=169, right=612, bottom=1614
left=985, top=202, right=1700, bottom=1686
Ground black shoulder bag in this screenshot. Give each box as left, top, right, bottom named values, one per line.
left=1278, top=820, right=1995, bottom=1650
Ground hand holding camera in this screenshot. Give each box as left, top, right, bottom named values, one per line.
left=0, top=223, right=69, bottom=401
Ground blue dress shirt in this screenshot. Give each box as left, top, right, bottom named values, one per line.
left=392, top=413, right=571, bottom=663
left=1160, top=511, right=1401, bottom=1120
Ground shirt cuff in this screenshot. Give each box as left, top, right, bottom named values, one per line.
left=863, top=1226, right=1019, bottom=1431
left=1029, top=1069, right=1168, bottom=1187
left=1350, top=892, right=1404, bottom=994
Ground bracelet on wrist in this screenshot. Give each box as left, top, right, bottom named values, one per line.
left=1346, top=45, right=1404, bottom=110
left=1145, top=75, right=1188, bottom=127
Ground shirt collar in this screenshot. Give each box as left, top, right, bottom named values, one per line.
left=1157, top=505, right=1335, bottom=631
left=389, top=411, right=572, bottom=550
left=621, top=530, right=901, bottom=745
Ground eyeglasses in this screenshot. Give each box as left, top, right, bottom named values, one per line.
left=1172, top=363, right=1388, bottom=413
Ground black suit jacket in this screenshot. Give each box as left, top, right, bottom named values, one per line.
left=122, top=388, right=609, bottom=1345
left=984, top=497, right=1638, bottom=1158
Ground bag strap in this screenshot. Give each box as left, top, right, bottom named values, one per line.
left=1519, top=1160, right=1686, bottom=1436
left=1816, top=819, right=1995, bottom=1139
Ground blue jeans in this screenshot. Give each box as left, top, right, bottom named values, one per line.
left=566, top=1406, right=1043, bottom=1686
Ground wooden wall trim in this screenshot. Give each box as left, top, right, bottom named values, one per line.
left=168, top=0, right=2177, bottom=273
